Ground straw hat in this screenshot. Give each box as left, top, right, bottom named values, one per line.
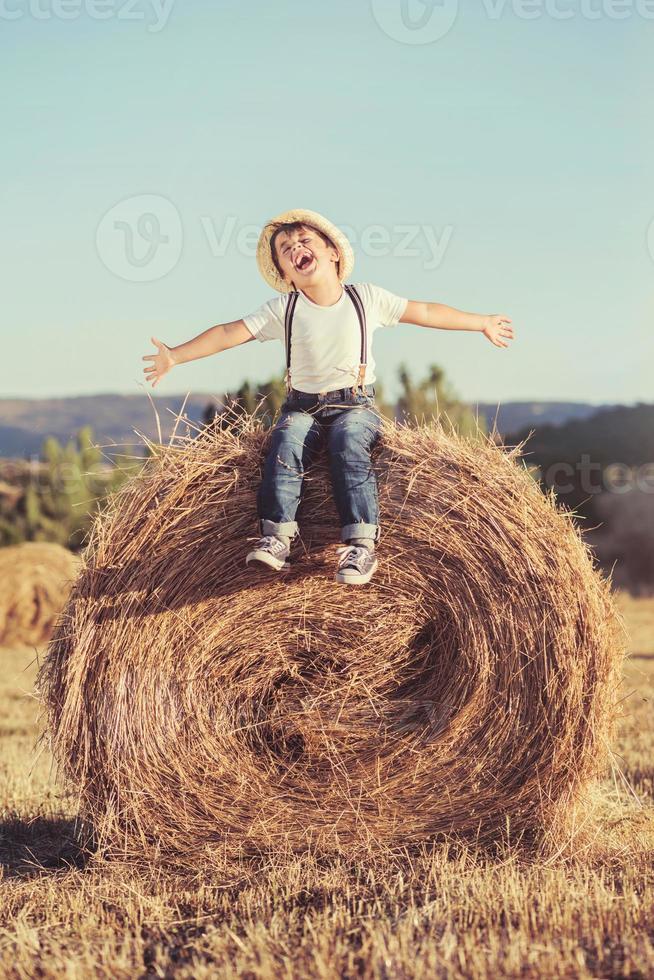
left=255, top=208, right=355, bottom=293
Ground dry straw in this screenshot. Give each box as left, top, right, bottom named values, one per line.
left=0, top=541, right=79, bottom=649
left=36, top=410, right=624, bottom=866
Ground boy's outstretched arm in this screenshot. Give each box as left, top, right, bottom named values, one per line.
left=400, top=301, right=514, bottom=349
left=142, top=319, right=254, bottom=387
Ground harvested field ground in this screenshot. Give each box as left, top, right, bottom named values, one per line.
left=0, top=593, right=652, bottom=979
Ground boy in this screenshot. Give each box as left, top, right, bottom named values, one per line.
left=142, top=208, right=514, bottom=586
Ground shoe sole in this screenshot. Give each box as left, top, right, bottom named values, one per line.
left=246, top=551, right=289, bottom=571
left=334, top=557, right=378, bottom=585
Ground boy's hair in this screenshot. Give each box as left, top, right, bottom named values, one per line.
left=269, top=221, right=339, bottom=279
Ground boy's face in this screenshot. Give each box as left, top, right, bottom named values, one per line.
left=272, top=225, right=340, bottom=289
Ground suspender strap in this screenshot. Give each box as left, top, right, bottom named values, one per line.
left=283, top=290, right=300, bottom=394
left=284, top=285, right=368, bottom=396
left=343, top=284, right=367, bottom=396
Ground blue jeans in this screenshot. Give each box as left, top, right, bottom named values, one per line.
left=256, top=384, right=384, bottom=544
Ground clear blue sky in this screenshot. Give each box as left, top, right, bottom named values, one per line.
left=1, top=0, right=651, bottom=405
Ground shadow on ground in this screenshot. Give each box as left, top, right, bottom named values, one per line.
left=0, top=815, right=96, bottom=878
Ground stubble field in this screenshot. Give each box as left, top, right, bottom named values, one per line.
left=0, top=593, right=652, bottom=979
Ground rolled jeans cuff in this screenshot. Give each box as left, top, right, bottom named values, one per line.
left=341, top=522, right=381, bottom=544
left=259, top=518, right=299, bottom=539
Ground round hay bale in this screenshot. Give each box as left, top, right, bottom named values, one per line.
left=0, top=542, right=80, bottom=649
left=36, top=417, right=624, bottom=864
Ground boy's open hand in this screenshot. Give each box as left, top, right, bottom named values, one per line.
left=482, top=315, right=514, bottom=348
left=142, top=337, right=176, bottom=388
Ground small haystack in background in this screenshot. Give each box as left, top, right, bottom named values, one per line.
left=36, top=414, right=624, bottom=866
left=0, top=542, right=80, bottom=649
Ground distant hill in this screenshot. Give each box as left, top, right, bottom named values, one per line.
left=472, top=401, right=619, bottom=437
left=0, top=393, right=228, bottom=459
left=0, top=394, right=622, bottom=459
left=506, top=402, right=654, bottom=470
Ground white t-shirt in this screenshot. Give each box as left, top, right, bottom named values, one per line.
left=242, top=282, right=409, bottom=394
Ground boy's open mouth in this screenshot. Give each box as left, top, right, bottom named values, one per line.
left=293, top=251, right=316, bottom=273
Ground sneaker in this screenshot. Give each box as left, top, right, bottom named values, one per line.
left=245, top=534, right=291, bottom=571
left=334, top=544, right=378, bottom=585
